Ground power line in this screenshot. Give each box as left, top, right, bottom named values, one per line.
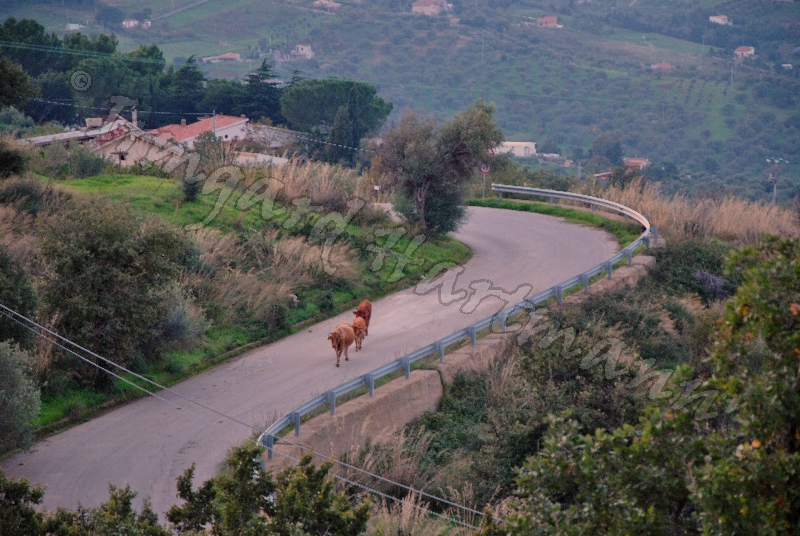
left=0, top=303, right=491, bottom=524
left=0, top=40, right=166, bottom=65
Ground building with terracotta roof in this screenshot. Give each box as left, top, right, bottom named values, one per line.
left=650, top=62, right=672, bottom=72
left=734, top=46, right=755, bottom=59
left=623, top=157, right=651, bottom=170
left=709, top=15, right=731, bottom=25
left=313, top=0, right=342, bottom=9
left=536, top=16, right=558, bottom=28
left=151, top=115, right=249, bottom=149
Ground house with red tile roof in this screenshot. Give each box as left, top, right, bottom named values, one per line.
left=151, top=115, right=249, bottom=149
left=650, top=62, right=672, bottom=72
left=536, top=16, right=559, bottom=28
left=734, top=46, right=755, bottom=59
left=623, top=157, right=651, bottom=170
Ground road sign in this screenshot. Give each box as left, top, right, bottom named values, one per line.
left=479, top=162, right=491, bottom=175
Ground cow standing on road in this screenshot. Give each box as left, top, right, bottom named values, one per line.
left=352, top=300, right=372, bottom=336
left=327, top=323, right=355, bottom=367
left=352, top=316, right=366, bottom=351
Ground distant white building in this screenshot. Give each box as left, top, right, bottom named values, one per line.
left=411, top=0, right=452, bottom=16
left=313, top=0, right=342, bottom=8
left=122, top=19, right=139, bottom=29
left=293, top=44, right=315, bottom=59
left=65, top=23, right=85, bottom=31
left=709, top=15, right=731, bottom=25
left=496, top=142, right=537, bottom=158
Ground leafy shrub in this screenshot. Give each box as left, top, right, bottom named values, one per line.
left=0, top=177, right=44, bottom=214
left=0, top=137, right=26, bottom=178
left=315, top=290, right=335, bottom=312
left=0, top=341, right=41, bottom=453
left=0, top=245, right=37, bottom=348
left=67, top=145, right=107, bottom=178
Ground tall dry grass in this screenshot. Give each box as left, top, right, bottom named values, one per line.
left=340, top=431, right=483, bottom=532
left=272, top=160, right=364, bottom=213
left=576, top=178, right=800, bottom=244
left=365, top=493, right=475, bottom=536
left=185, top=227, right=359, bottom=322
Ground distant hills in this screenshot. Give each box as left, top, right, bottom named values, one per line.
left=2, top=0, right=799, bottom=201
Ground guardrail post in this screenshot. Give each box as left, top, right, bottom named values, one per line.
left=623, top=214, right=628, bottom=221
left=581, top=273, right=589, bottom=293
left=467, top=326, right=477, bottom=347
left=606, top=260, right=613, bottom=279
left=366, top=373, right=375, bottom=397
left=644, top=235, right=650, bottom=250
left=291, top=412, right=300, bottom=436
left=652, top=225, right=658, bottom=246
left=435, top=341, right=445, bottom=362
left=591, top=203, right=596, bottom=212
left=265, top=434, right=274, bottom=460
left=548, top=196, right=554, bottom=204
left=327, top=391, right=336, bottom=415
left=498, top=191, right=503, bottom=199
left=552, top=285, right=562, bottom=305
left=625, top=249, right=632, bottom=266
left=402, top=357, right=411, bottom=379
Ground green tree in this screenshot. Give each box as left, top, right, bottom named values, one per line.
left=167, top=446, right=370, bottom=535
left=199, top=78, right=246, bottom=118
left=0, top=342, right=41, bottom=453
left=0, top=470, right=44, bottom=536
left=39, top=200, right=193, bottom=390
left=692, top=236, right=800, bottom=533
left=0, top=17, right=62, bottom=77
left=280, top=78, right=391, bottom=135
left=168, top=57, right=205, bottom=118
left=0, top=245, right=37, bottom=347
left=325, top=85, right=359, bottom=165
left=95, top=6, right=125, bottom=28
left=0, top=137, right=27, bottom=179
left=44, top=485, right=171, bottom=535
left=590, top=132, right=623, bottom=166
left=486, top=236, right=800, bottom=535
left=376, top=100, right=504, bottom=232
left=240, top=59, right=284, bottom=123
left=0, top=56, right=36, bottom=108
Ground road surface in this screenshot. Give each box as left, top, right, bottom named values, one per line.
left=2, top=206, right=619, bottom=517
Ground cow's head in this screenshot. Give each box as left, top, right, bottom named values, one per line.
left=327, top=329, right=340, bottom=348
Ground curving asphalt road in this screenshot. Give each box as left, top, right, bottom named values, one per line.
left=2, top=206, right=618, bottom=518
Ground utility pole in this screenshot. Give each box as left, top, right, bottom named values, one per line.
left=767, top=173, right=777, bottom=204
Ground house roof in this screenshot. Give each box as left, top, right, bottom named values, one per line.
left=650, top=62, right=672, bottom=70
left=23, top=117, right=129, bottom=146
left=412, top=0, right=447, bottom=6
left=151, top=115, right=248, bottom=143
left=735, top=46, right=755, bottom=53
left=537, top=16, right=558, bottom=23
left=623, top=157, right=651, bottom=168
left=217, top=53, right=240, bottom=60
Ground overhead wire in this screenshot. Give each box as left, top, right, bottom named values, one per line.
left=0, top=303, right=494, bottom=526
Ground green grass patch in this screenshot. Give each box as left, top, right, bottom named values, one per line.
left=468, top=197, right=644, bottom=247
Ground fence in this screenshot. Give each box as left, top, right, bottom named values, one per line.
left=258, top=185, right=656, bottom=458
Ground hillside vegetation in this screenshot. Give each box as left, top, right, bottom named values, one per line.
left=3, top=0, right=798, bottom=201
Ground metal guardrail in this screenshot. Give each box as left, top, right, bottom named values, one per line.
left=258, top=186, right=656, bottom=459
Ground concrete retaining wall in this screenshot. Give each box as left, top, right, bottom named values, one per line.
left=264, top=255, right=656, bottom=471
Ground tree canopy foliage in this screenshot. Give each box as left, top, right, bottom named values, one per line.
left=376, top=100, right=504, bottom=232
left=280, top=78, right=392, bottom=136
left=480, top=235, right=800, bottom=535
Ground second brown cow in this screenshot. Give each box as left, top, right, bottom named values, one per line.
left=352, top=316, right=366, bottom=351
left=352, top=299, right=372, bottom=336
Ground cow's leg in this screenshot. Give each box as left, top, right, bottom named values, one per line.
left=336, top=349, right=340, bottom=367
left=345, top=346, right=349, bottom=361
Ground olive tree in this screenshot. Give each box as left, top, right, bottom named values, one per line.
left=376, top=100, right=504, bottom=233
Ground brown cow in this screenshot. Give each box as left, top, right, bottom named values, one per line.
left=327, top=322, right=355, bottom=367
left=352, top=316, right=366, bottom=351
left=352, top=299, right=372, bottom=336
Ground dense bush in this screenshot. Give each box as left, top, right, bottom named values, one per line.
left=0, top=342, right=40, bottom=453
left=39, top=200, right=195, bottom=390
left=0, top=245, right=37, bottom=348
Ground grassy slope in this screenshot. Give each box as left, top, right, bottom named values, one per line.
left=35, top=173, right=470, bottom=428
